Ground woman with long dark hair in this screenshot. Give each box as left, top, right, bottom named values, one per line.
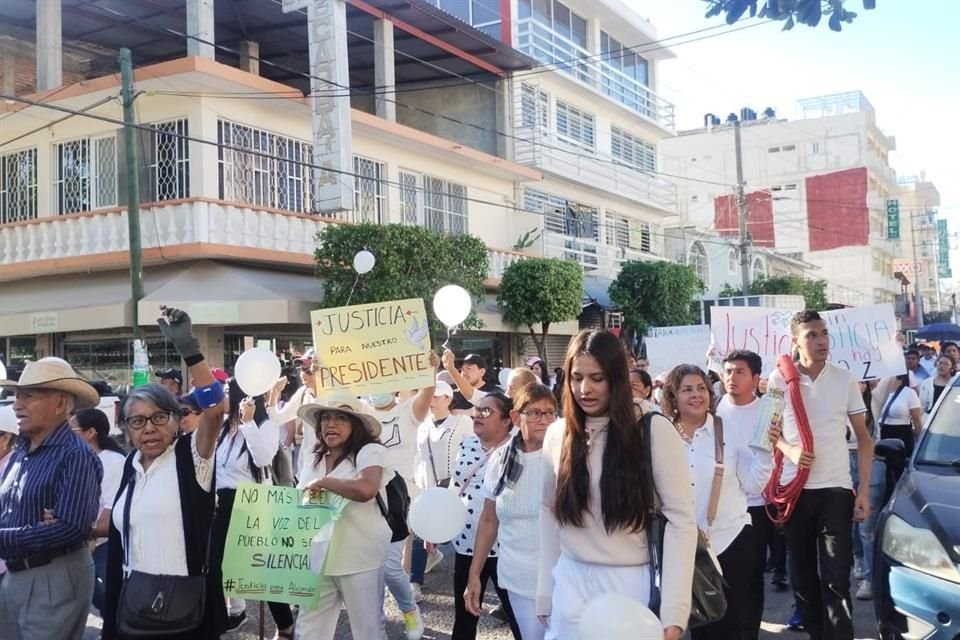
left=70, top=408, right=126, bottom=614
left=536, top=330, right=697, bottom=639
left=210, top=379, right=292, bottom=637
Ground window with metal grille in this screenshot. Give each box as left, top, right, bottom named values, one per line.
left=0, top=148, right=38, bottom=225
left=53, top=134, right=117, bottom=214
left=399, top=171, right=419, bottom=226
left=555, top=100, right=594, bottom=148
left=520, top=83, right=549, bottom=128
left=117, top=118, right=190, bottom=205
left=399, top=171, right=468, bottom=234
left=689, top=241, right=709, bottom=283
left=728, top=247, right=739, bottom=273
left=523, top=188, right=598, bottom=240
left=611, top=126, right=656, bottom=173
left=607, top=311, right=624, bottom=329
left=353, top=156, right=386, bottom=224
left=218, top=119, right=311, bottom=212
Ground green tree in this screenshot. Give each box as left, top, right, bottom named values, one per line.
left=314, top=223, right=489, bottom=338
left=704, top=0, right=874, bottom=32
left=609, top=261, right=704, bottom=340
left=720, top=274, right=829, bottom=310
left=497, top=258, right=584, bottom=371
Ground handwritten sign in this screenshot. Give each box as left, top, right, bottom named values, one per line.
left=645, top=325, right=712, bottom=376
left=310, top=298, right=434, bottom=395
left=221, top=484, right=346, bottom=606
left=710, top=304, right=905, bottom=380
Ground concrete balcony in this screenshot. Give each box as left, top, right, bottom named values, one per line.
left=542, top=230, right=658, bottom=279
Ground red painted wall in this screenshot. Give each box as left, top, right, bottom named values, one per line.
left=713, top=190, right=775, bottom=248
left=806, top=167, right=868, bottom=251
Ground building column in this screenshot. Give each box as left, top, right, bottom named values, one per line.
left=373, top=19, right=396, bottom=121
left=238, top=40, right=260, bottom=75
left=36, top=0, right=63, bottom=91
left=193, top=326, right=225, bottom=369
left=1, top=50, right=14, bottom=95
left=186, top=0, right=216, bottom=59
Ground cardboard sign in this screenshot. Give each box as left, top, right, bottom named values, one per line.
left=645, top=325, right=712, bottom=376
left=221, top=484, right=346, bottom=606
left=310, top=298, right=434, bottom=395
left=710, top=304, right=905, bottom=380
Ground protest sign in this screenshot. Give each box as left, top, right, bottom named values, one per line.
left=710, top=304, right=904, bottom=380
left=310, top=298, right=434, bottom=395
left=645, top=325, right=712, bottom=376
left=221, top=484, right=346, bottom=606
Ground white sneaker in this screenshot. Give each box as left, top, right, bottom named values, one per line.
left=403, top=606, right=425, bottom=640
left=853, top=557, right=865, bottom=580
left=411, top=582, right=423, bottom=603
left=855, top=579, right=873, bottom=600
left=424, top=549, right=444, bottom=574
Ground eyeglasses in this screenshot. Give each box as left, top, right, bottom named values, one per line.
left=180, top=407, right=202, bottom=416
left=122, top=412, right=174, bottom=431
left=475, top=406, right=505, bottom=419
left=521, top=409, right=557, bottom=422
left=300, top=367, right=316, bottom=374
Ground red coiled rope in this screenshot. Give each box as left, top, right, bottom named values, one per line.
left=764, top=354, right=815, bottom=525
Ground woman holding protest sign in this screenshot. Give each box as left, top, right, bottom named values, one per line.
left=296, top=393, right=395, bottom=640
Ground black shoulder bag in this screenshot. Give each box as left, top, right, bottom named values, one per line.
left=643, top=412, right=728, bottom=629
left=116, top=472, right=209, bottom=637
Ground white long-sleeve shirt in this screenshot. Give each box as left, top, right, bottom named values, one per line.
left=715, top=397, right=775, bottom=508
left=215, top=419, right=280, bottom=490
left=268, top=386, right=315, bottom=478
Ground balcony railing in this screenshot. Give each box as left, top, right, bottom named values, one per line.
left=516, top=18, right=675, bottom=130
left=542, top=230, right=656, bottom=279
left=514, top=128, right=678, bottom=212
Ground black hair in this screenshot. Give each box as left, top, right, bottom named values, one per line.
left=941, top=341, right=959, bottom=352
left=790, top=310, right=823, bottom=335
left=482, top=391, right=513, bottom=417
left=629, top=368, right=653, bottom=399
left=313, top=410, right=380, bottom=470
left=73, top=408, right=124, bottom=454
left=904, top=348, right=920, bottom=358
left=723, top=349, right=763, bottom=376
left=219, top=378, right=271, bottom=483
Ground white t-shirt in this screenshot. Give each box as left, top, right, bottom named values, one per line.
left=297, top=443, right=392, bottom=576
left=877, top=386, right=921, bottom=426
left=767, top=363, right=866, bottom=490
left=97, top=449, right=126, bottom=547
left=481, top=446, right=542, bottom=598
left=715, top=396, right=771, bottom=508
left=415, top=413, right=474, bottom=489
left=373, top=399, right=421, bottom=488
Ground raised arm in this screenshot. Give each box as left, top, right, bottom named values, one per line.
left=410, top=352, right=440, bottom=422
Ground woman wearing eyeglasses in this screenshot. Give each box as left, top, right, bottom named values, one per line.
left=449, top=392, right=522, bottom=640
left=465, top=383, right=556, bottom=640
left=102, top=307, right=228, bottom=639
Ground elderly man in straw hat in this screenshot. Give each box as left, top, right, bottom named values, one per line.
left=0, top=357, right=103, bottom=640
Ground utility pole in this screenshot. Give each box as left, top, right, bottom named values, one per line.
left=119, top=48, right=143, bottom=339
left=910, top=208, right=924, bottom=329
left=734, top=118, right=751, bottom=295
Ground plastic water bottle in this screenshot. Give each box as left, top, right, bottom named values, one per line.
left=132, top=340, right=150, bottom=388
left=750, top=387, right=784, bottom=453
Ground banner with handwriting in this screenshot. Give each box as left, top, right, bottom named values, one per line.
left=645, top=325, right=712, bottom=376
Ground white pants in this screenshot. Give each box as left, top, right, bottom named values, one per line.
left=227, top=597, right=246, bottom=616
left=545, top=554, right=652, bottom=640
left=296, top=567, right=386, bottom=640
left=508, top=590, right=545, bottom=640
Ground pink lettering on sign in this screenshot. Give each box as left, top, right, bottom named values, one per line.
left=720, top=312, right=793, bottom=361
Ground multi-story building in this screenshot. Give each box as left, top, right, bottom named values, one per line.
left=895, top=176, right=944, bottom=324
left=661, top=90, right=902, bottom=307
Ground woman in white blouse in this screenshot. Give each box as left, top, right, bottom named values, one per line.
left=103, top=306, right=227, bottom=640
left=661, top=364, right=776, bottom=640
left=296, top=394, right=393, bottom=640
left=466, top=383, right=557, bottom=640
left=877, top=373, right=923, bottom=458
left=919, top=355, right=954, bottom=416
left=537, top=330, right=697, bottom=640
left=210, top=378, right=291, bottom=637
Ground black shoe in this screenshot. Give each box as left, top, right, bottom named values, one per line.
left=226, top=611, right=247, bottom=631
left=772, top=572, right=788, bottom=591
left=490, top=604, right=509, bottom=625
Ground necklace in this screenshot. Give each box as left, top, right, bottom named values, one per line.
left=673, top=420, right=694, bottom=444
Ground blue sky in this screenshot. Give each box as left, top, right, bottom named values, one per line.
left=634, top=1, right=960, bottom=286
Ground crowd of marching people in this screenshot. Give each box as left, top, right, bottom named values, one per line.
left=0, top=304, right=953, bottom=640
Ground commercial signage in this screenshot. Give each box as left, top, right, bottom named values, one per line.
left=886, top=200, right=900, bottom=240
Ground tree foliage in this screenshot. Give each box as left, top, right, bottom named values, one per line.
left=497, top=258, right=584, bottom=371
left=719, top=274, right=829, bottom=310
left=704, top=0, right=872, bottom=32
left=609, top=261, right=704, bottom=338
left=314, top=223, right=489, bottom=338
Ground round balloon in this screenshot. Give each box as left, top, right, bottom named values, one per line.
left=578, top=594, right=661, bottom=640
left=234, top=348, right=282, bottom=397
left=353, top=250, right=376, bottom=275
left=408, top=487, right=468, bottom=543
left=498, top=368, right=512, bottom=387
left=432, top=285, right=472, bottom=328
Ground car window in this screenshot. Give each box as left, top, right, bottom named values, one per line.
left=916, top=386, right=960, bottom=464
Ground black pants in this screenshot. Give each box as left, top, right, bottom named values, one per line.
left=691, top=525, right=755, bottom=640
left=745, top=506, right=781, bottom=640
left=212, top=489, right=295, bottom=630
left=880, top=423, right=915, bottom=459
left=452, top=552, right=521, bottom=640
left=784, top=488, right=855, bottom=640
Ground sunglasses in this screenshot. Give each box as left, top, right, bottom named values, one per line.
left=475, top=406, right=505, bottom=419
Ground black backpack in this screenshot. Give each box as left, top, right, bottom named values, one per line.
left=376, top=471, right=411, bottom=542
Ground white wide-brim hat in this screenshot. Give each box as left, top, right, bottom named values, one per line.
left=297, top=391, right=382, bottom=439
left=0, top=357, right=99, bottom=410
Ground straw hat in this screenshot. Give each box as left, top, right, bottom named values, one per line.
left=297, top=391, right=382, bottom=439
left=0, top=358, right=100, bottom=410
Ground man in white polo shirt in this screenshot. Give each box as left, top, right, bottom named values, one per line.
left=767, top=310, right=873, bottom=640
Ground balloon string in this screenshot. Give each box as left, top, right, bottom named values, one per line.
left=442, top=326, right=456, bottom=350
left=345, top=274, right=360, bottom=307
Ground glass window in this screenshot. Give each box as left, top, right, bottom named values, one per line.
left=520, top=83, right=549, bottom=128
left=916, top=386, right=960, bottom=465
left=729, top=248, right=739, bottom=273
left=571, top=14, right=587, bottom=47
left=472, top=0, right=500, bottom=25
left=555, top=100, right=594, bottom=148
left=532, top=0, right=550, bottom=24
left=611, top=126, right=656, bottom=173
left=0, top=148, right=38, bottom=224
left=553, top=2, right=571, bottom=39
left=440, top=0, right=471, bottom=21
left=403, top=171, right=468, bottom=234
left=352, top=156, right=387, bottom=224
left=518, top=0, right=531, bottom=18
left=689, top=242, right=709, bottom=283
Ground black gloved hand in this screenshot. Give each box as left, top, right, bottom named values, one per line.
left=157, top=305, right=202, bottom=361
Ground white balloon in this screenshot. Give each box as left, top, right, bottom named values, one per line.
left=498, top=368, right=512, bottom=387
left=353, top=250, right=376, bottom=275
left=234, top=348, right=282, bottom=397
left=432, top=285, right=472, bottom=328
left=578, top=594, right=661, bottom=640
left=408, top=487, right=468, bottom=543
